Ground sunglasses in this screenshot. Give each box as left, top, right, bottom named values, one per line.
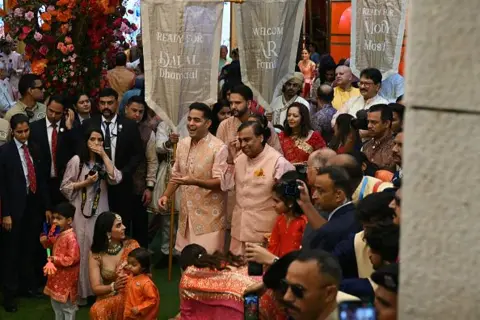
left=280, top=279, right=305, bottom=299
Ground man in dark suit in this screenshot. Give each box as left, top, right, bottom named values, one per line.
left=0, top=114, right=50, bottom=312
left=82, top=88, right=143, bottom=234
left=297, top=166, right=362, bottom=252
left=29, top=95, right=76, bottom=208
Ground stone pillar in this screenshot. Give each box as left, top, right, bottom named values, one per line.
left=401, top=1, right=480, bottom=319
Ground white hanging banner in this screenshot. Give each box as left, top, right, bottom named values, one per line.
left=235, top=0, right=305, bottom=110
left=142, top=0, right=223, bottom=131
left=350, top=0, right=407, bottom=78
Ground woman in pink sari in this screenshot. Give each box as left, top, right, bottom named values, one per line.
left=177, top=244, right=262, bottom=320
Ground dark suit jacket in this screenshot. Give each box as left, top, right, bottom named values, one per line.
left=29, top=118, right=76, bottom=179
left=0, top=140, right=50, bottom=219
left=309, top=202, right=362, bottom=252
left=81, top=115, right=143, bottom=196
left=332, top=233, right=359, bottom=279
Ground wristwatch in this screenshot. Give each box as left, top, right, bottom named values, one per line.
left=111, top=282, right=117, bottom=295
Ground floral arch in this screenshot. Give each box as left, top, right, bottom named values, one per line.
left=2, top=0, right=137, bottom=98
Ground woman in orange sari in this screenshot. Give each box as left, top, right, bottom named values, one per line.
left=88, top=211, right=140, bottom=320
left=298, top=49, right=316, bottom=98
left=279, top=103, right=326, bottom=164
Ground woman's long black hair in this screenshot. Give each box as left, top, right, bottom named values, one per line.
left=91, top=211, right=117, bottom=254
left=209, top=99, right=230, bottom=135
left=77, top=126, right=105, bottom=165
left=283, top=102, right=313, bottom=138
left=179, top=244, right=245, bottom=271
left=329, top=113, right=360, bottom=152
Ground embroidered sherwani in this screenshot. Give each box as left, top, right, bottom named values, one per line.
left=223, top=144, right=295, bottom=255
left=174, top=133, right=229, bottom=253
left=43, top=228, right=80, bottom=304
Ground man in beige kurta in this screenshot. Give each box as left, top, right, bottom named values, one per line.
left=223, top=122, right=295, bottom=255
left=159, top=103, right=228, bottom=253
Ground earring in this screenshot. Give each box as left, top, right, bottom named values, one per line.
left=107, top=233, right=112, bottom=243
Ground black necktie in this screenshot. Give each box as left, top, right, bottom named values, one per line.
left=104, top=121, right=112, bottom=159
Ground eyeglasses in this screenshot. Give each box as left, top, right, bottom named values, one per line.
left=359, top=81, right=375, bottom=87
left=280, top=279, right=305, bottom=299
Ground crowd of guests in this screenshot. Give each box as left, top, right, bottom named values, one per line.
left=0, top=40, right=404, bottom=320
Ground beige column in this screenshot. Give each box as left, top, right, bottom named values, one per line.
left=401, top=1, right=480, bottom=319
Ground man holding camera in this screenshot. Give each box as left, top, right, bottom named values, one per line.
left=297, top=166, right=361, bottom=251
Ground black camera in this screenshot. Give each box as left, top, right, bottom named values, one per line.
left=88, top=163, right=107, bottom=180
left=283, top=180, right=300, bottom=199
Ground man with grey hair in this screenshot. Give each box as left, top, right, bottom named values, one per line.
left=311, top=84, right=336, bottom=142
left=302, top=148, right=337, bottom=247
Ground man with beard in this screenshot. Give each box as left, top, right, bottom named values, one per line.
left=82, top=88, right=143, bottom=235
left=332, top=68, right=388, bottom=127
left=392, top=131, right=403, bottom=184
left=124, top=96, right=159, bottom=248
left=158, top=103, right=228, bottom=253
left=5, top=74, right=46, bottom=122
left=269, top=72, right=310, bottom=126
left=216, top=83, right=282, bottom=154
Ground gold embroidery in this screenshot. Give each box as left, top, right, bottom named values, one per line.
left=293, top=137, right=314, bottom=155
left=254, top=168, right=265, bottom=177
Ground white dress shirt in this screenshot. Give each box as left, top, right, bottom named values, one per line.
left=14, top=138, right=32, bottom=190
left=46, top=118, right=59, bottom=177
left=101, top=114, right=118, bottom=164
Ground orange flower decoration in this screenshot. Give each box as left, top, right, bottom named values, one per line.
left=41, top=23, right=51, bottom=31
left=31, top=59, right=48, bottom=75
left=56, top=10, right=72, bottom=22
left=60, top=24, right=69, bottom=34
left=254, top=168, right=265, bottom=177
left=40, top=12, right=52, bottom=22
left=0, top=9, right=6, bottom=17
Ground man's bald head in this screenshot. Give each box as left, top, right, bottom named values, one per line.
left=335, top=65, right=353, bottom=88
left=327, top=154, right=364, bottom=189
left=308, top=148, right=337, bottom=168
left=307, top=148, right=337, bottom=186
left=317, top=84, right=334, bottom=104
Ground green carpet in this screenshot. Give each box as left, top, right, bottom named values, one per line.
left=0, top=267, right=180, bottom=320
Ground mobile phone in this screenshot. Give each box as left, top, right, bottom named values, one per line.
left=247, top=261, right=263, bottom=276
left=244, top=293, right=259, bottom=320
left=338, top=301, right=376, bottom=320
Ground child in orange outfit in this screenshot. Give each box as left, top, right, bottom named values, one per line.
left=43, top=203, right=80, bottom=320
left=124, top=248, right=160, bottom=319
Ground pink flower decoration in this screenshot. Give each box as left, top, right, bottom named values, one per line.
left=25, top=11, right=34, bottom=21
left=39, top=45, right=49, bottom=56
left=34, top=32, right=43, bottom=41
left=22, top=26, right=32, bottom=34
left=13, top=8, right=23, bottom=17
left=70, top=71, right=74, bottom=77
left=67, top=44, right=74, bottom=52
left=62, top=78, right=67, bottom=83
left=120, top=22, right=130, bottom=33
left=47, top=5, right=55, bottom=12
left=57, top=42, right=65, bottom=50
left=64, top=36, right=72, bottom=44
left=6, top=34, right=13, bottom=42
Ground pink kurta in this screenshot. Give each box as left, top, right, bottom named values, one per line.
left=223, top=144, right=295, bottom=255
left=216, top=116, right=283, bottom=230
left=173, top=133, right=228, bottom=253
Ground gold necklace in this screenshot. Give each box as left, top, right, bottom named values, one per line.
left=107, top=242, right=123, bottom=256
